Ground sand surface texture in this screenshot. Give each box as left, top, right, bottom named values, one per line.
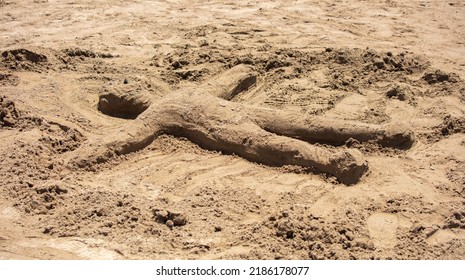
left=1, top=0, right=465, bottom=259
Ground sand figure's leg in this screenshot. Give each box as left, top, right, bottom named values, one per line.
left=165, top=119, right=368, bottom=184
left=248, top=106, right=415, bottom=148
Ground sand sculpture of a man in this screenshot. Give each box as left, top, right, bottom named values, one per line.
left=68, top=65, right=414, bottom=184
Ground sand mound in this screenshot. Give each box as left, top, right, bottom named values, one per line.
left=0, top=96, right=20, bottom=127
left=0, top=73, right=19, bottom=86
left=63, top=48, right=115, bottom=59
left=1, top=48, right=48, bottom=72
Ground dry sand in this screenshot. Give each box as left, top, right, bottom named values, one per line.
left=1, top=0, right=465, bottom=259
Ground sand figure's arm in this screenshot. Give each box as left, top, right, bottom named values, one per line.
left=202, top=64, right=257, bottom=100
left=68, top=119, right=161, bottom=168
